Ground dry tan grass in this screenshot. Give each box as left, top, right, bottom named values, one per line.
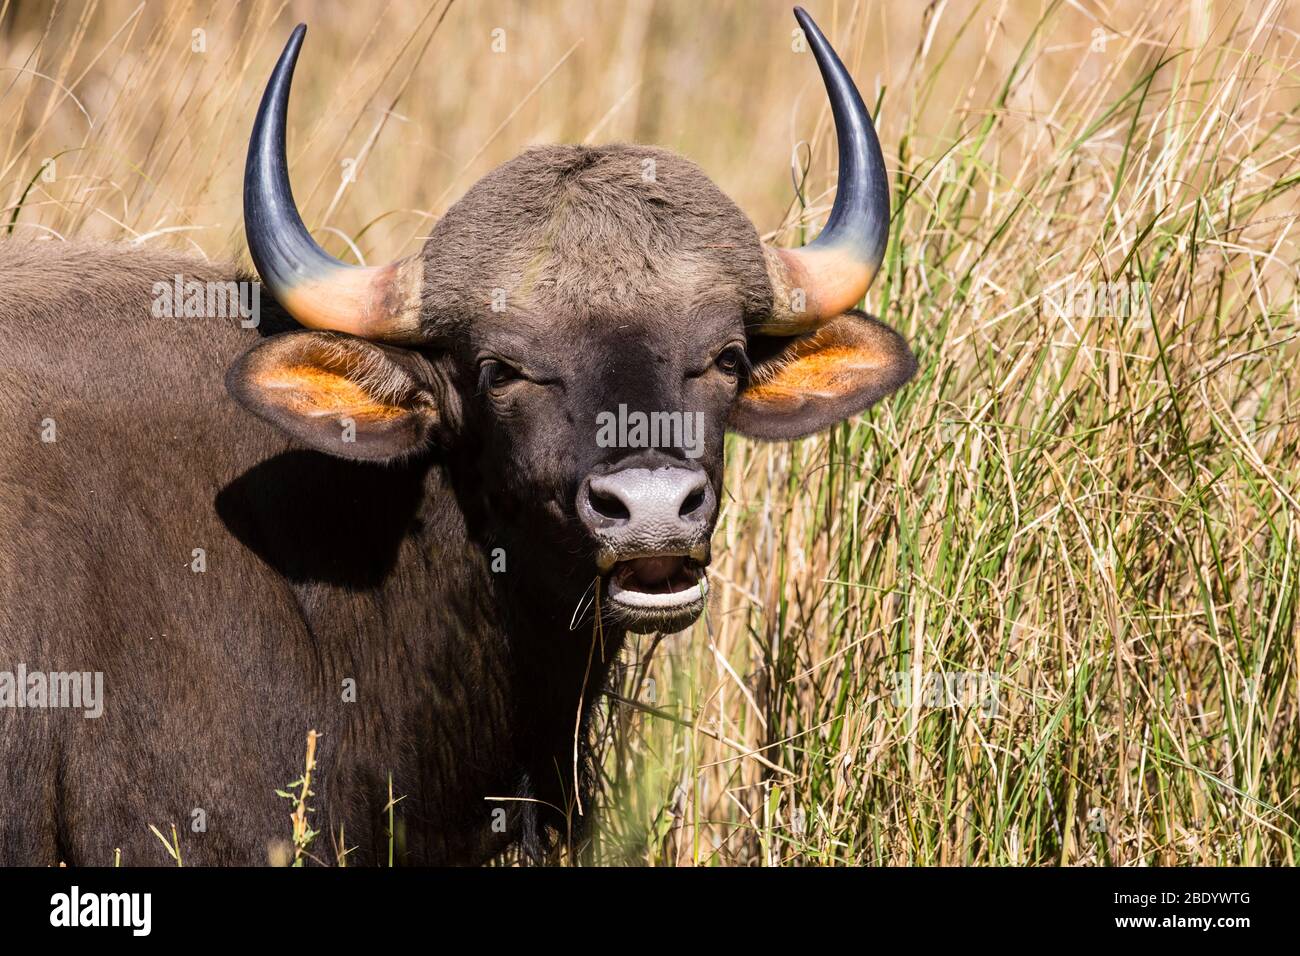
left=4, top=0, right=1298, bottom=865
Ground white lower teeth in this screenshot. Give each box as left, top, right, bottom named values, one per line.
left=608, top=575, right=704, bottom=609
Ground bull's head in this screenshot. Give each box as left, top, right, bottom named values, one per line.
left=228, top=7, right=915, bottom=634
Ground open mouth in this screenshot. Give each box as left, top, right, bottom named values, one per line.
left=607, top=555, right=707, bottom=608
left=601, top=554, right=709, bottom=632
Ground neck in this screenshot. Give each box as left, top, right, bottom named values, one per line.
left=236, top=450, right=622, bottom=862
left=442, top=455, right=627, bottom=859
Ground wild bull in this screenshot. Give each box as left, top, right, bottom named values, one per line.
left=0, top=8, right=913, bottom=865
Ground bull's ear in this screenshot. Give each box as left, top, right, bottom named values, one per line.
left=226, top=330, right=441, bottom=462
left=730, top=311, right=915, bottom=440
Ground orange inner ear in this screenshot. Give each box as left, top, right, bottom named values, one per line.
left=259, top=365, right=405, bottom=422
left=745, top=344, right=886, bottom=403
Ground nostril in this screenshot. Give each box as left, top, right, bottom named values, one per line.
left=680, top=487, right=706, bottom=519
left=588, top=487, right=631, bottom=521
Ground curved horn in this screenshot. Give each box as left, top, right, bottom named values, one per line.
left=761, top=7, right=890, bottom=334
left=245, top=25, right=422, bottom=341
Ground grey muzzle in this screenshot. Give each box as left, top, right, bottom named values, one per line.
left=577, top=466, right=715, bottom=569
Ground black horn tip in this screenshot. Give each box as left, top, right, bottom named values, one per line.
left=280, top=24, right=308, bottom=74
left=790, top=3, right=889, bottom=266
left=792, top=7, right=819, bottom=39
left=246, top=21, right=340, bottom=300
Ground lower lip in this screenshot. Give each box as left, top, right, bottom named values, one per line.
left=606, top=574, right=708, bottom=610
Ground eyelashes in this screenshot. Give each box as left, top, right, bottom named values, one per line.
left=715, top=344, right=752, bottom=380
left=477, top=359, right=522, bottom=394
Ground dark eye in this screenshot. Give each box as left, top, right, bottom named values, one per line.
left=714, top=345, right=748, bottom=377
left=478, top=359, right=522, bottom=393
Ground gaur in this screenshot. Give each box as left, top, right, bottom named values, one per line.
left=0, top=7, right=913, bottom=865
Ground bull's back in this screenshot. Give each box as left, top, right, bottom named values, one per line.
left=0, top=242, right=313, bottom=864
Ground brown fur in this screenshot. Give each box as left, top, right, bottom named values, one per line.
left=418, top=145, right=772, bottom=333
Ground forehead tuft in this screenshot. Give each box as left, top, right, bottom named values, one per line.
left=420, top=144, right=771, bottom=327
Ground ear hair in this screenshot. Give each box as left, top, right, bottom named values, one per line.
left=226, top=331, right=441, bottom=462
left=256, top=336, right=419, bottom=415
left=730, top=310, right=915, bottom=440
